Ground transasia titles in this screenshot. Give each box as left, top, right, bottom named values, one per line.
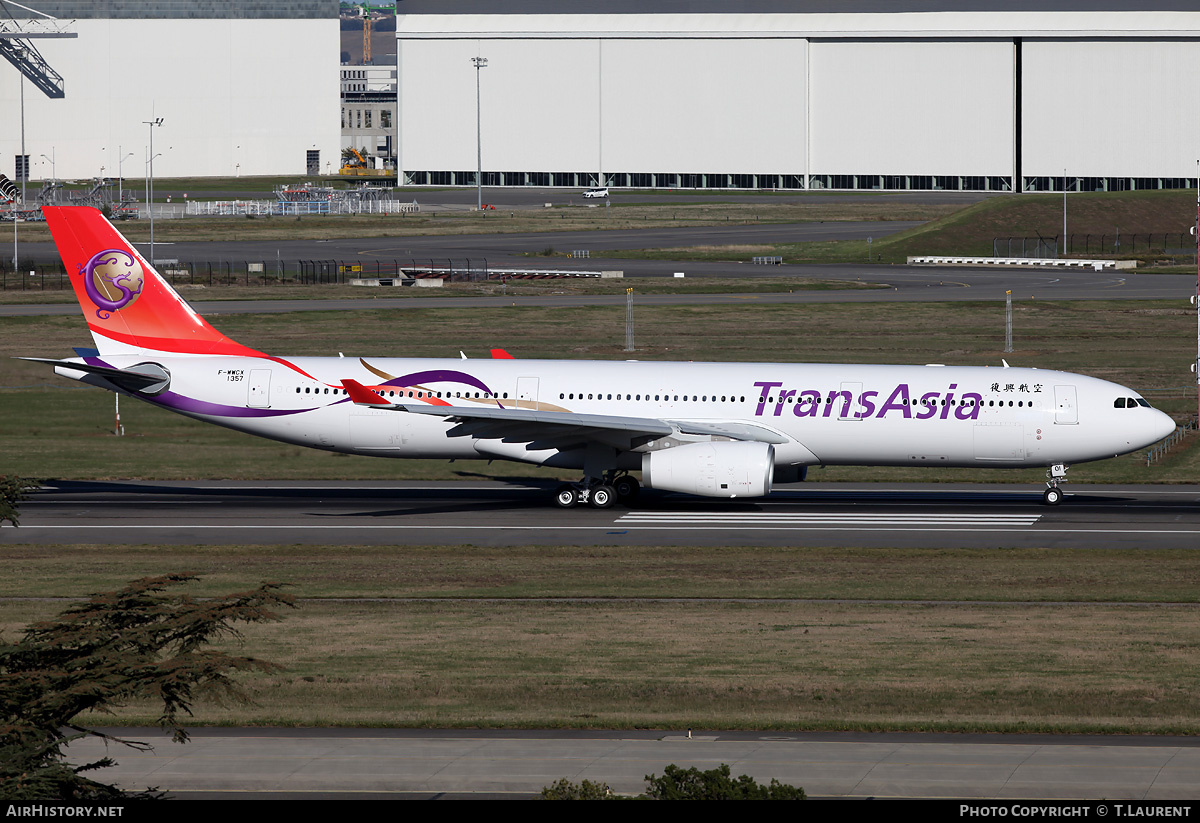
left=751, top=381, right=1037, bottom=421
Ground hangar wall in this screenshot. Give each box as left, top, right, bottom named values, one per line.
left=1, top=13, right=339, bottom=181
left=396, top=5, right=1200, bottom=191
left=1022, top=39, right=1200, bottom=182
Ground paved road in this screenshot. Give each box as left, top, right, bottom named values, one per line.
left=63, top=726, right=1200, bottom=799
left=8, top=481, right=1199, bottom=550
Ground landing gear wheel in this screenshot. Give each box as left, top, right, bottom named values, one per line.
left=590, top=485, right=616, bottom=509
left=613, top=475, right=640, bottom=503
left=555, top=485, right=579, bottom=509
left=1043, top=486, right=1063, bottom=506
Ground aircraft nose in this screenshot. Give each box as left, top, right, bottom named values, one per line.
left=1152, top=410, right=1177, bottom=442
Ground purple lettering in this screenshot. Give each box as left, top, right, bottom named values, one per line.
left=916, top=392, right=939, bottom=420
left=793, top=389, right=821, bottom=417
left=753, top=381, right=782, bottom=416
left=877, top=383, right=912, bottom=418
left=955, top=392, right=983, bottom=420
left=856, top=390, right=878, bottom=418
left=775, top=388, right=796, bottom=417
left=825, top=390, right=853, bottom=418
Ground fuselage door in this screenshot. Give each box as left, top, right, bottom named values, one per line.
left=838, top=381, right=864, bottom=421
left=1053, top=384, right=1078, bottom=425
left=517, top=376, right=539, bottom=410
left=247, top=368, right=272, bottom=409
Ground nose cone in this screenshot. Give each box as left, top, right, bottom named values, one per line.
left=1150, top=410, right=1177, bottom=443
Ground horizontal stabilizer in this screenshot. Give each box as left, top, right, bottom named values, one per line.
left=19, top=357, right=171, bottom=395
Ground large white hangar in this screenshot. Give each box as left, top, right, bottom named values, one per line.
left=1, top=0, right=339, bottom=182
left=396, top=1, right=1200, bottom=192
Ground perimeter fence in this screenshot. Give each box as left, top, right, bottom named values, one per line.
left=994, top=233, right=1197, bottom=260
left=0, top=258, right=602, bottom=290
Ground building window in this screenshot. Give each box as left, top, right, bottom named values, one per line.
left=365, top=110, right=372, bottom=129
left=381, top=110, right=392, bottom=129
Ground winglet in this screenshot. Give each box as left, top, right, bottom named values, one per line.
left=490, top=348, right=515, bottom=359
left=341, top=378, right=391, bottom=406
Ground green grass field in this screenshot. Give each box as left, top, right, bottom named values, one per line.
left=4, top=546, right=1199, bottom=733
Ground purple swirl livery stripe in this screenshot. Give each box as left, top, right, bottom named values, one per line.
left=153, top=390, right=311, bottom=418
left=380, top=369, right=503, bottom=407
left=382, top=369, right=494, bottom=394
left=83, top=357, right=311, bottom=418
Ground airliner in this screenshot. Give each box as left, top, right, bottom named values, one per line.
left=27, top=206, right=1176, bottom=508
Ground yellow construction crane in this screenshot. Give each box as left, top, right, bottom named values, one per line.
left=356, top=3, right=394, bottom=65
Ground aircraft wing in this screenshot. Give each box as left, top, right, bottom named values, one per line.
left=341, top=379, right=788, bottom=450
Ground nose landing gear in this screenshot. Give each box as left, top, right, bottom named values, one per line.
left=1043, top=463, right=1069, bottom=505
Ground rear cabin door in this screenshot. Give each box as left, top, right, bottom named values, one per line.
left=247, top=369, right=272, bottom=409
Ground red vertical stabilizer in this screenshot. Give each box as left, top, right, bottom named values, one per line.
left=42, top=206, right=263, bottom=357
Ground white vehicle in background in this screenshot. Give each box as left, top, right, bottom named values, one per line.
left=582, top=187, right=609, bottom=199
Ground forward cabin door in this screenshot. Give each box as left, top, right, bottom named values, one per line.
left=1053, top=385, right=1078, bottom=425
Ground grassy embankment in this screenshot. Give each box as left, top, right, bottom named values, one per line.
left=599, top=189, right=1200, bottom=268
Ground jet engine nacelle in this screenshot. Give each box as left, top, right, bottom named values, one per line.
left=641, top=440, right=774, bottom=498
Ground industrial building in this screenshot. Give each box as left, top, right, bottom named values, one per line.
left=1, top=0, right=340, bottom=183
left=395, top=1, right=1200, bottom=192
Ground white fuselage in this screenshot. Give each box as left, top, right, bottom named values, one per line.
left=66, top=354, right=1176, bottom=472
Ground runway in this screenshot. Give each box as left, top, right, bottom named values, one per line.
left=63, top=726, right=1200, bottom=799
left=8, top=480, right=1200, bottom=549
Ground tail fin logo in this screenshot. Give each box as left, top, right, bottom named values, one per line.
left=80, top=249, right=144, bottom=319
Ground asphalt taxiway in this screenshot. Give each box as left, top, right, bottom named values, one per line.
left=8, top=480, right=1200, bottom=550
left=64, top=726, right=1200, bottom=799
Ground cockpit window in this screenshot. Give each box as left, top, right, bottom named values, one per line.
left=1136, top=398, right=1151, bottom=408
left=1114, top=397, right=1127, bottom=408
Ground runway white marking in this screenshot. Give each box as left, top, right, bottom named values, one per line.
left=616, top=512, right=1042, bottom=527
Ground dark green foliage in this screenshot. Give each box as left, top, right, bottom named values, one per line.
left=643, top=763, right=806, bottom=800
left=541, top=778, right=618, bottom=800
left=543, top=763, right=805, bottom=800
left=0, top=475, right=36, bottom=527
left=0, top=573, right=293, bottom=800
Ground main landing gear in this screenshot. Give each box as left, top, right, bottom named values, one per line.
left=554, top=472, right=640, bottom=509
left=1043, top=463, right=1069, bottom=506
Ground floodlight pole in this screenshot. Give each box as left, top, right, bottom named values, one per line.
left=1062, top=167, right=1067, bottom=256
left=472, top=56, right=487, bottom=211
left=13, top=63, right=25, bottom=271
left=117, top=145, right=133, bottom=206
left=143, top=117, right=163, bottom=266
